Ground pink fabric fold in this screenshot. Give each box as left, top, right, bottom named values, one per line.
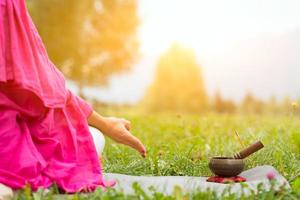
left=0, top=0, right=67, bottom=107
left=0, top=0, right=115, bottom=193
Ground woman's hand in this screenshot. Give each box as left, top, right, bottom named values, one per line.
left=88, top=112, right=146, bottom=157
left=102, top=117, right=146, bottom=157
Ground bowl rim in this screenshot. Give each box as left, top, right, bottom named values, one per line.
left=210, top=156, right=243, bottom=160
left=209, top=157, right=245, bottom=165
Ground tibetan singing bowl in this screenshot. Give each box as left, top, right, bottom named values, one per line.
left=209, top=157, right=245, bottom=177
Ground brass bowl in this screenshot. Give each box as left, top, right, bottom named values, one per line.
left=209, top=157, right=245, bottom=177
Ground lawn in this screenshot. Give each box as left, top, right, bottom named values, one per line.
left=14, top=113, right=300, bottom=199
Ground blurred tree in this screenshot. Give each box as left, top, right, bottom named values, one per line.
left=280, top=96, right=293, bottom=114
left=213, top=90, right=236, bottom=113
left=142, top=44, right=208, bottom=113
left=241, top=92, right=265, bottom=114
left=266, top=96, right=279, bottom=114
left=27, top=0, right=139, bottom=94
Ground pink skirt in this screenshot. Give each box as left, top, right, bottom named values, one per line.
left=0, top=82, right=115, bottom=193
left=0, top=0, right=114, bottom=192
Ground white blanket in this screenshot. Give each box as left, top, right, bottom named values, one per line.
left=103, top=165, right=289, bottom=196
left=0, top=165, right=289, bottom=199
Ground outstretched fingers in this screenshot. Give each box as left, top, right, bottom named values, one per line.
left=124, top=130, right=146, bottom=157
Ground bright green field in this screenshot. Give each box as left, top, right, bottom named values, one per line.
left=104, top=113, right=300, bottom=180
left=15, top=113, right=300, bottom=199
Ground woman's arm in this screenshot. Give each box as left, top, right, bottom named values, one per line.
left=87, top=111, right=146, bottom=157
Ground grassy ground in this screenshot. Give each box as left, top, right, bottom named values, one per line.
left=14, top=113, right=300, bottom=199
left=104, top=113, right=300, bottom=179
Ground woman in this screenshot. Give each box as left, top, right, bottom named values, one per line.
left=0, top=0, right=146, bottom=193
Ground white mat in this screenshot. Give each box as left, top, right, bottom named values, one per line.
left=103, top=165, right=290, bottom=196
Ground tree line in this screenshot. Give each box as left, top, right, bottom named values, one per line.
left=142, top=44, right=299, bottom=115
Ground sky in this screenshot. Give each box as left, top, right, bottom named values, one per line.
left=71, top=0, right=300, bottom=104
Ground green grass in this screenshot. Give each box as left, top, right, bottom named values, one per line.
left=104, top=113, right=300, bottom=180
left=14, top=113, right=300, bottom=199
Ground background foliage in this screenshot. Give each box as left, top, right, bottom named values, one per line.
left=142, top=44, right=208, bottom=113
left=27, top=0, right=139, bottom=93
